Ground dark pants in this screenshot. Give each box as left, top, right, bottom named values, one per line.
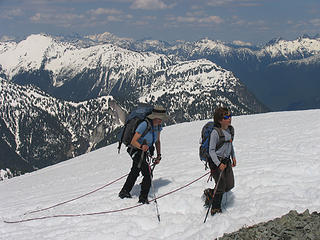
left=211, top=161, right=234, bottom=208
left=121, top=147, right=151, bottom=198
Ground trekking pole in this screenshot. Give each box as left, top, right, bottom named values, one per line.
left=203, top=170, right=223, bottom=223
left=147, top=155, right=161, bottom=222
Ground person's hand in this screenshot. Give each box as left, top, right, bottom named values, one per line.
left=154, top=154, right=162, bottom=164
left=232, top=158, right=237, bottom=167
left=219, top=163, right=226, bottom=171
left=141, top=144, right=149, bottom=152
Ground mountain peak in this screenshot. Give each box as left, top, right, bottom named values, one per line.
left=265, top=37, right=284, bottom=46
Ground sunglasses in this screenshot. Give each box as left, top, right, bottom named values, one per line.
left=223, top=114, right=232, bottom=120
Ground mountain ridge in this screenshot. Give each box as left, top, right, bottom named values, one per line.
left=0, top=39, right=267, bottom=176
left=2, top=32, right=304, bottom=177
left=0, top=78, right=125, bottom=176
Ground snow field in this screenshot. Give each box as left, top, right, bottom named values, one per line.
left=1, top=109, right=320, bottom=239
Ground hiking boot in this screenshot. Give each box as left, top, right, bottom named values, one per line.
left=211, top=207, right=222, bottom=216
left=118, top=189, right=132, bottom=199
left=203, top=188, right=214, bottom=207
left=138, top=196, right=149, bottom=204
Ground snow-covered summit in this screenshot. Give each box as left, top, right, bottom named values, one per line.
left=0, top=34, right=171, bottom=86
left=0, top=34, right=78, bottom=79
left=258, top=36, right=320, bottom=59
left=193, top=38, right=233, bottom=55
left=1, top=109, right=319, bottom=239
left=85, top=32, right=133, bottom=45
left=0, top=33, right=266, bottom=115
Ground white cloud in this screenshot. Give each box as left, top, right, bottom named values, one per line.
left=30, top=13, right=41, bottom=22
left=1, top=8, right=23, bottom=19
left=186, top=11, right=206, bottom=17
left=207, top=0, right=260, bottom=7
left=0, top=35, right=16, bottom=42
left=29, top=12, right=84, bottom=27
left=88, top=8, right=122, bottom=15
left=230, top=16, right=247, bottom=26
left=207, top=0, right=230, bottom=6
left=175, top=16, right=197, bottom=23
left=106, top=15, right=122, bottom=22
left=199, top=16, right=223, bottom=24
left=310, top=18, right=320, bottom=27
left=173, top=15, right=223, bottom=25
left=131, top=0, right=168, bottom=10
left=9, top=8, right=23, bottom=16
left=232, top=40, right=252, bottom=46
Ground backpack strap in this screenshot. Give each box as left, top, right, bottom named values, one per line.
left=214, top=127, right=225, bottom=151
left=214, top=125, right=234, bottom=151
left=140, top=119, right=152, bottom=142
left=118, top=124, right=128, bottom=153
left=127, top=119, right=152, bottom=154
left=228, top=125, right=234, bottom=141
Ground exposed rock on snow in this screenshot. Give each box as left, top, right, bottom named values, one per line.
left=219, top=209, right=320, bottom=239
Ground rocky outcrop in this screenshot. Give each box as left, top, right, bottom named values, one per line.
left=218, top=209, right=320, bottom=240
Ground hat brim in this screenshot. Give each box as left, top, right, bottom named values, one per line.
left=147, top=112, right=169, bottom=121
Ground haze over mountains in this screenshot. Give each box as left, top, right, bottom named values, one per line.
left=0, top=32, right=319, bottom=178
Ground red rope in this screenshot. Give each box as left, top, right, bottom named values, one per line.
left=4, top=203, right=144, bottom=223
left=25, top=173, right=129, bottom=215
left=4, top=172, right=210, bottom=224
left=149, top=171, right=210, bottom=202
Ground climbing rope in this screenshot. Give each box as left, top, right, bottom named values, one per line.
left=4, top=172, right=210, bottom=224
left=24, top=173, right=129, bottom=215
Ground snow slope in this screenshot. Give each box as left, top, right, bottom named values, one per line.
left=1, top=110, right=320, bottom=239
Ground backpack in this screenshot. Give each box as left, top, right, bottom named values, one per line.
left=199, top=121, right=234, bottom=166
left=117, top=105, right=154, bottom=153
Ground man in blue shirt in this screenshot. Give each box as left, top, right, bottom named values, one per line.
left=119, top=105, right=168, bottom=204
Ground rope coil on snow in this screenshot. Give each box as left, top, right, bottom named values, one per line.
left=4, top=172, right=210, bottom=224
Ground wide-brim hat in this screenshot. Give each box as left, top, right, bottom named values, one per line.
left=147, top=105, right=169, bottom=121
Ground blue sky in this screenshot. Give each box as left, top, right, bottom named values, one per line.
left=1, top=0, right=319, bottom=45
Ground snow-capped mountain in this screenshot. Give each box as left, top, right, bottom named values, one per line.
left=0, top=78, right=125, bottom=176
left=0, top=34, right=268, bottom=177
left=83, top=32, right=320, bottom=111
left=138, top=59, right=265, bottom=121
left=3, top=33, right=319, bottom=112
left=0, top=34, right=266, bottom=116
left=170, top=36, right=320, bottom=111
left=0, top=34, right=172, bottom=101
left=85, top=32, right=320, bottom=61
left=259, top=36, right=320, bottom=59
left=2, top=31, right=318, bottom=178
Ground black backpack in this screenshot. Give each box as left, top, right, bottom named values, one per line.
left=199, top=121, right=234, bottom=166
left=117, top=105, right=154, bottom=153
